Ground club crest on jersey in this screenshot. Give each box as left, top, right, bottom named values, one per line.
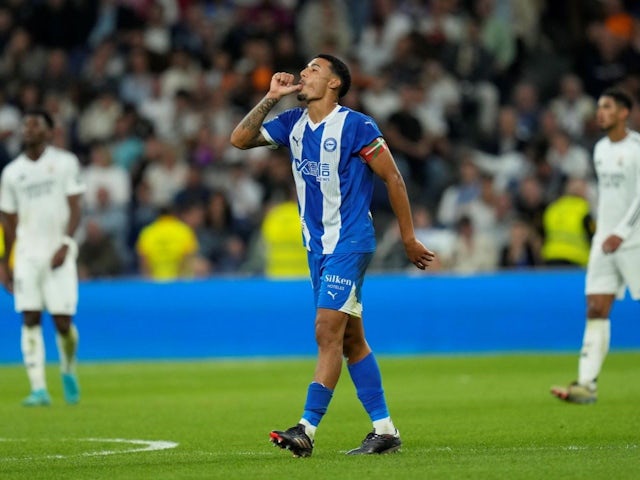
left=323, top=137, right=337, bottom=152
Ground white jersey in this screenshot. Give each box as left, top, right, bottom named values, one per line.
left=592, top=130, right=640, bottom=249
left=0, top=146, right=85, bottom=260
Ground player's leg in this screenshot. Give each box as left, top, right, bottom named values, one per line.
left=14, top=259, right=50, bottom=406
left=552, top=248, right=618, bottom=404
left=579, top=294, right=614, bottom=387
left=52, top=314, right=80, bottom=404
left=45, top=253, right=80, bottom=404
left=269, top=253, right=324, bottom=457
left=343, top=315, right=401, bottom=455
left=270, top=307, right=347, bottom=457
left=20, top=310, right=51, bottom=406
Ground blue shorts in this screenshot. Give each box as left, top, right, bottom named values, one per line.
left=308, top=252, right=373, bottom=317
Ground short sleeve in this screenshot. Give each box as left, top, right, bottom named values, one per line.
left=350, top=113, right=383, bottom=154
left=64, top=153, right=86, bottom=196
left=0, top=169, right=16, bottom=214
left=261, top=108, right=304, bottom=148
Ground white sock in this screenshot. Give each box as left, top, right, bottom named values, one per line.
left=21, top=325, right=47, bottom=391
left=56, top=324, right=79, bottom=375
left=578, top=318, right=610, bottom=388
left=299, top=418, right=316, bottom=440
left=373, top=417, right=398, bottom=436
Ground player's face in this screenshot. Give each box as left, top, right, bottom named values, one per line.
left=297, top=58, right=336, bottom=102
left=22, top=115, right=50, bottom=148
left=596, top=95, right=627, bottom=131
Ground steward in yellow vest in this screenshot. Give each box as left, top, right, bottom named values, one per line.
left=542, top=179, right=594, bottom=267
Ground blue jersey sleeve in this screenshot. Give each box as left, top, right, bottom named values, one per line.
left=261, top=108, right=304, bottom=148
left=349, top=112, right=383, bottom=154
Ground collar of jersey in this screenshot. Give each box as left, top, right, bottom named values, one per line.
left=306, top=105, right=342, bottom=131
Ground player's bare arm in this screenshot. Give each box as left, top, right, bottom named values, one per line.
left=51, top=193, right=82, bottom=269
left=230, top=72, right=302, bottom=150
left=0, top=210, right=16, bottom=292
left=365, top=138, right=435, bottom=270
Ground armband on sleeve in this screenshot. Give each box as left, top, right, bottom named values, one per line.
left=359, top=137, right=388, bottom=163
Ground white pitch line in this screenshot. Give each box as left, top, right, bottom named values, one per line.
left=393, top=444, right=639, bottom=454
left=0, top=438, right=178, bottom=462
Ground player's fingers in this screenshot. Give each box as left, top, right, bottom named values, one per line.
left=273, top=72, right=294, bottom=84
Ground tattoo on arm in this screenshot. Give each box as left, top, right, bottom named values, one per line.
left=237, top=97, right=279, bottom=148
left=241, top=98, right=279, bottom=131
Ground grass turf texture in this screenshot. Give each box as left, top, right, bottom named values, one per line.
left=0, top=353, right=638, bottom=480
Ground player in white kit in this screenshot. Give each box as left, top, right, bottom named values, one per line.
left=0, top=109, right=85, bottom=406
left=551, top=88, right=640, bottom=404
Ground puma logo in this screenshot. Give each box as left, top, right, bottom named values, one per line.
left=327, top=291, right=337, bottom=300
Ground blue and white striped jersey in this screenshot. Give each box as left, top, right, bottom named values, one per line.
left=261, top=105, right=382, bottom=254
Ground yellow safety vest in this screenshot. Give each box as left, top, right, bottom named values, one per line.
left=261, top=201, right=309, bottom=278
left=542, top=196, right=591, bottom=266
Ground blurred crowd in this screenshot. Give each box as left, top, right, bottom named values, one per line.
left=1, top=0, right=640, bottom=280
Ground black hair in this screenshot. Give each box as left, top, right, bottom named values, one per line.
left=601, top=88, right=633, bottom=111
left=316, top=53, right=351, bottom=98
left=24, top=108, right=54, bottom=129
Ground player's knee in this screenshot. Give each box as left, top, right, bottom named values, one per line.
left=22, top=311, right=41, bottom=327
left=586, top=301, right=609, bottom=319
left=342, top=335, right=367, bottom=361
left=52, top=316, right=72, bottom=334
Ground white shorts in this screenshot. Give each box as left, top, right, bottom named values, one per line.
left=585, top=245, right=640, bottom=300
left=13, top=249, right=79, bottom=315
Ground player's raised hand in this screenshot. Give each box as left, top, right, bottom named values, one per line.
left=404, top=238, right=436, bottom=270
left=268, top=72, right=302, bottom=99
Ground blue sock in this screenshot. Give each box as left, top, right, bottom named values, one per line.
left=302, top=382, right=333, bottom=427
left=348, top=352, right=389, bottom=421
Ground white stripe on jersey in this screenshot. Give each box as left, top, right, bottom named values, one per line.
left=289, top=113, right=311, bottom=250
left=319, top=110, right=348, bottom=253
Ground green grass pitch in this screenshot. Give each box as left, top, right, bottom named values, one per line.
left=0, top=353, right=638, bottom=479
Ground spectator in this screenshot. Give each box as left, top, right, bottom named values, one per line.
left=83, top=143, right=131, bottom=213
left=499, top=217, right=541, bottom=269
left=513, top=175, right=547, bottom=238
left=437, top=153, right=482, bottom=228
left=0, top=88, right=21, bottom=161
left=541, top=177, right=594, bottom=267
left=449, top=215, right=499, bottom=274
left=441, top=15, right=500, bottom=138
left=175, top=201, right=213, bottom=277
left=142, top=141, right=189, bottom=209
left=549, top=74, right=597, bottom=139
left=545, top=129, right=593, bottom=200
left=135, top=205, right=199, bottom=280
left=259, top=189, right=309, bottom=279
left=373, top=204, right=455, bottom=272
left=78, top=219, right=123, bottom=279
left=119, top=47, right=154, bottom=107
left=77, top=89, right=123, bottom=147
left=296, top=0, right=354, bottom=60
left=354, top=0, right=411, bottom=76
